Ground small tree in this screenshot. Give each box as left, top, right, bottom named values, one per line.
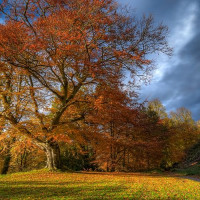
left=148, top=99, right=168, bottom=119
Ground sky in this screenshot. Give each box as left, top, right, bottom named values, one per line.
left=0, top=0, right=199, bottom=120
left=117, top=0, right=200, bottom=121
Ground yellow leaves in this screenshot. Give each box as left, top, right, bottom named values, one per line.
left=11, top=138, right=32, bottom=154
left=0, top=133, right=7, bottom=142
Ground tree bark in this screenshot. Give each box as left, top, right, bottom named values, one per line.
left=45, top=141, right=61, bottom=170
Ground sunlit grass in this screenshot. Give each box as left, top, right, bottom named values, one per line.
left=0, top=171, right=199, bottom=199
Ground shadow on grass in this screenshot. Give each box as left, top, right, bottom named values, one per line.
left=0, top=182, right=129, bottom=200
left=0, top=172, right=193, bottom=200
left=0, top=184, right=182, bottom=200
left=0, top=179, right=182, bottom=200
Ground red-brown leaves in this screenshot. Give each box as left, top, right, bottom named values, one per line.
left=0, top=0, right=171, bottom=170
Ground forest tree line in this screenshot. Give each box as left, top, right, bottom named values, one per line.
left=0, top=98, right=199, bottom=173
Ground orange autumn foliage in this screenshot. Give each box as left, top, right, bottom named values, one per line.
left=0, top=0, right=170, bottom=170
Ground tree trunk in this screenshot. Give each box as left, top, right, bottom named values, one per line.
left=1, top=153, right=11, bottom=174
left=123, top=147, right=126, bottom=170
left=45, top=141, right=61, bottom=170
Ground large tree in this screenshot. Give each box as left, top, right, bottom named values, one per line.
left=0, top=0, right=170, bottom=170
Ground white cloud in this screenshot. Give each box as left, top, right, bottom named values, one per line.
left=171, top=2, right=198, bottom=52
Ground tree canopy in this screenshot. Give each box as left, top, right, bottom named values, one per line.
left=0, top=0, right=172, bottom=170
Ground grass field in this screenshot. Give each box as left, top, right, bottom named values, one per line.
left=0, top=170, right=200, bottom=200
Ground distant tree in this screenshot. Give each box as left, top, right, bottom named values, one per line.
left=170, top=107, right=197, bottom=150
left=148, top=99, right=168, bottom=119
left=0, top=0, right=170, bottom=170
left=159, top=107, right=199, bottom=169
left=170, top=107, right=194, bottom=125
left=197, top=120, right=200, bottom=129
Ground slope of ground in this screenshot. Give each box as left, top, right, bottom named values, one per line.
left=183, top=142, right=200, bottom=165
left=0, top=170, right=200, bottom=200
left=175, top=141, right=200, bottom=175
left=175, top=163, right=200, bottom=176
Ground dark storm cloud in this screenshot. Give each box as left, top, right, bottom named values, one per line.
left=118, top=0, right=193, bottom=26
left=117, top=0, right=200, bottom=120
left=149, top=32, right=200, bottom=120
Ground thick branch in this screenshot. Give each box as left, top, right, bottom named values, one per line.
left=50, top=76, right=87, bottom=130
